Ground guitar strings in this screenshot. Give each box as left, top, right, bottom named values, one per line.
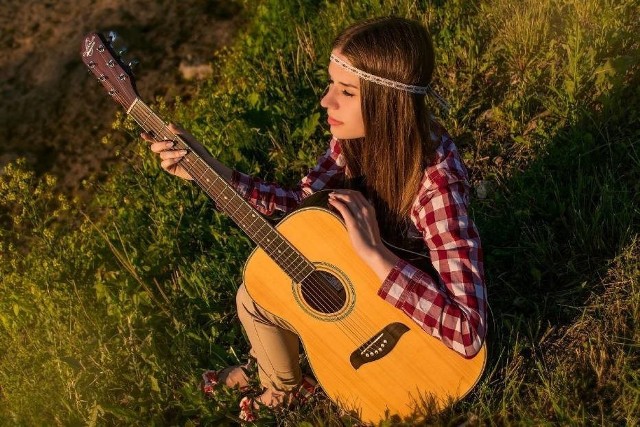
left=99, top=45, right=377, bottom=348
left=177, top=144, right=368, bottom=337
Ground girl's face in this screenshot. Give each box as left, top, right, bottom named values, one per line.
left=320, top=51, right=365, bottom=139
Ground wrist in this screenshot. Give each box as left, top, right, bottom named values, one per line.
left=364, top=245, right=400, bottom=282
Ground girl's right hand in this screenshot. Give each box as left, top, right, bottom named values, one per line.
left=141, top=123, right=195, bottom=181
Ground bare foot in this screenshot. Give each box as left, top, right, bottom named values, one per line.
left=202, top=360, right=255, bottom=394
left=239, top=387, right=289, bottom=422
left=238, top=377, right=317, bottom=421
left=217, top=364, right=252, bottom=390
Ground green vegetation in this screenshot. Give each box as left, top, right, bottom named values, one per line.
left=1, top=0, right=638, bottom=425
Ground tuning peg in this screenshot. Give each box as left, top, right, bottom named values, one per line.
left=128, top=59, right=139, bottom=69
left=107, top=30, right=118, bottom=44
left=118, top=47, right=128, bottom=56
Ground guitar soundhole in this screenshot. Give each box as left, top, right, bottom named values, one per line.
left=300, top=270, right=346, bottom=314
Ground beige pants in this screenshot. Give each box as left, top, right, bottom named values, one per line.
left=236, top=283, right=302, bottom=392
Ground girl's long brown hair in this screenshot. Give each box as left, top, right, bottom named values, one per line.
left=333, top=17, right=436, bottom=229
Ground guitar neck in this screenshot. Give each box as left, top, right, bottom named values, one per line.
left=127, top=98, right=314, bottom=282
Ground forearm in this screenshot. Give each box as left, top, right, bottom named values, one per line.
left=375, top=180, right=487, bottom=358
left=231, top=138, right=345, bottom=216
left=377, top=258, right=486, bottom=358
left=362, top=245, right=400, bottom=282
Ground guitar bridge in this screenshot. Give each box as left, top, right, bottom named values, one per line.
left=350, top=322, right=410, bottom=369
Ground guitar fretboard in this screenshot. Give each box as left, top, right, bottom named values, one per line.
left=128, top=98, right=314, bottom=283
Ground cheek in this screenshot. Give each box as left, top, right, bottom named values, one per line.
left=350, top=104, right=365, bottom=134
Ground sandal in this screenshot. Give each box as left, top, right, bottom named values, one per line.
left=292, top=374, right=318, bottom=405
left=238, top=375, right=318, bottom=422
left=201, top=359, right=256, bottom=395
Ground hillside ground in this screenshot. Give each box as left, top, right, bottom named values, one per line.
left=0, top=0, right=241, bottom=194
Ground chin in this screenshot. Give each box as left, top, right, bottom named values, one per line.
left=330, top=129, right=365, bottom=140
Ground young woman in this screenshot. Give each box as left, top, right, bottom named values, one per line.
left=143, top=16, right=487, bottom=421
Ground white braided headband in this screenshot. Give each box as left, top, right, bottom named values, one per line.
left=330, top=53, right=450, bottom=111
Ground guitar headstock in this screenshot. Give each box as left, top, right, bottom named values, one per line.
left=81, top=32, right=139, bottom=111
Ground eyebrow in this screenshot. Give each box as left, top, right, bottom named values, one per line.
left=338, top=81, right=359, bottom=89
left=328, top=72, right=359, bottom=89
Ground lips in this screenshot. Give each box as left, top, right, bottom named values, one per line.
left=327, top=116, right=343, bottom=126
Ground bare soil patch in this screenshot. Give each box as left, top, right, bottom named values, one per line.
left=0, top=0, right=242, bottom=195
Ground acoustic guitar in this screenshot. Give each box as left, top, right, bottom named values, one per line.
left=81, top=32, right=486, bottom=424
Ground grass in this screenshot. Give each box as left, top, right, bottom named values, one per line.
left=0, top=0, right=638, bottom=425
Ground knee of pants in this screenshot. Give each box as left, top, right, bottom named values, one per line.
left=236, top=283, right=253, bottom=324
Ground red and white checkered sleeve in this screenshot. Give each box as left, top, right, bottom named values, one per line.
left=231, top=138, right=345, bottom=216
left=377, top=180, right=487, bottom=358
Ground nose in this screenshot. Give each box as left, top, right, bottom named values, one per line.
left=320, top=85, right=337, bottom=110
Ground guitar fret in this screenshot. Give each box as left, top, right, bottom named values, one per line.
left=147, top=114, right=163, bottom=134
left=263, top=228, right=279, bottom=247
left=255, top=221, right=275, bottom=250
left=201, top=173, right=216, bottom=193
left=238, top=204, right=255, bottom=228
left=126, top=97, right=139, bottom=114
left=140, top=108, right=152, bottom=129
left=290, top=257, right=307, bottom=279
left=233, top=201, right=254, bottom=228
left=225, top=194, right=246, bottom=220
left=267, top=229, right=308, bottom=281
left=194, top=162, right=208, bottom=183
left=243, top=211, right=262, bottom=237
left=132, top=102, right=159, bottom=135
left=290, top=256, right=309, bottom=282
left=218, top=187, right=235, bottom=210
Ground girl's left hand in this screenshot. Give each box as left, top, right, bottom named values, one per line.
left=328, top=190, right=382, bottom=256
left=328, top=190, right=399, bottom=280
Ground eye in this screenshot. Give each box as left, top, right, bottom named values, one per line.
left=325, top=79, right=356, bottom=97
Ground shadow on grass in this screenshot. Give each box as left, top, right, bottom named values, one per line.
left=468, top=50, right=639, bottom=423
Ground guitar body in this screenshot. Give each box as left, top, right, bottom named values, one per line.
left=243, top=201, right=486, bottom=424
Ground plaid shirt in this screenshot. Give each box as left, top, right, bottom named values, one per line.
left=231, top=124, right=486, bottom=358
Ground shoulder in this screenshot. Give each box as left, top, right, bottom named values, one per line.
left=411, top=120, right=471, bottom=213
left=425, top=120, right=469, bottom=188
